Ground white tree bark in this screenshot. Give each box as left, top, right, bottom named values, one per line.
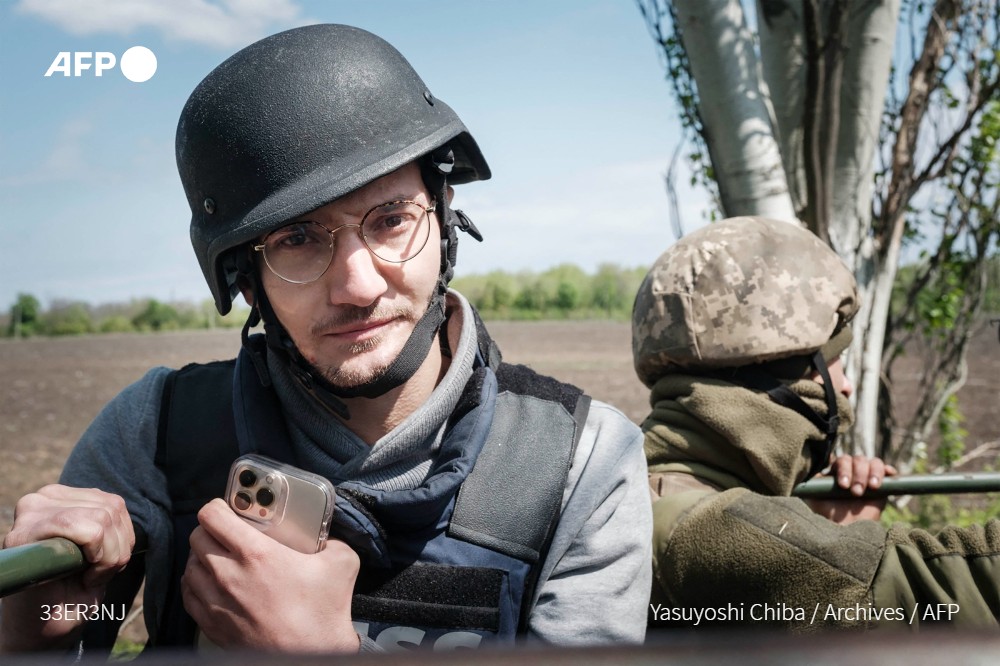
left=756, top=0, right=808, bottom=216
left=756, top=0, right=900, bottom=456
left=829, top=0, right=899, bottom=264
left=673, top=0, right=798, bottom=221
left=837, top=0, right=900, bottom=456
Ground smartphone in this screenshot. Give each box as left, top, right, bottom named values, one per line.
left=224, top=454, right=336, bottom=554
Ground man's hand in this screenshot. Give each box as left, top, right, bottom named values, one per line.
left=0, top=485, right=135, bottom=652
left=181, top=498, right=360, bottom=653
left=805, top=455, right=899, bottom=525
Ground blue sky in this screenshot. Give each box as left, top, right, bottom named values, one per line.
left=0, top=0, right=704, bottom=309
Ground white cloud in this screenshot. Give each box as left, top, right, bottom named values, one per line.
left=15, top=0, right=313, bottom=49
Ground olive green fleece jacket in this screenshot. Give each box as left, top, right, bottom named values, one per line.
left=646, top=374, right=1000, bottom=632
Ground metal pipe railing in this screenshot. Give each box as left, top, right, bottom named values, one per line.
left=0, top=537, right=85, bottom=598
left=793, top=471, right=1000, bottom=498
left=4, top=475, right=1000, bottom=597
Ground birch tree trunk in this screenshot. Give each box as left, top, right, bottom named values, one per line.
left=757, top=0, right=808, bottom=215
left=673, top=0, right=797, bottom=220
left=834, top=0, right=900, bottom=456
left=854, top=0, right=961, bottom=455
left=829, top=0, right=898, bottom=263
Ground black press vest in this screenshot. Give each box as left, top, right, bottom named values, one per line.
left=83, top=333, right=590, bottom=654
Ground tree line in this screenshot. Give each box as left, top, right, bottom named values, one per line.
left=3, top=294, right=249, bottom=338
left=2, top=263, right=650, bottom=338
left=5, top=259, right=999, bottom=339
left=451, top=263, right=649, bottom=320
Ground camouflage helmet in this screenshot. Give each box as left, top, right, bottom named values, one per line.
left=632, top=217, right=859, bottom=387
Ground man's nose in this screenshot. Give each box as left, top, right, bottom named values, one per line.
left=841, top=374, right=854, bottom=399
left=324, top=229, right=388, bottom=307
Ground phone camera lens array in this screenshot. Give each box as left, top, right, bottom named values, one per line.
left=235, top=466, right=276, bottom=513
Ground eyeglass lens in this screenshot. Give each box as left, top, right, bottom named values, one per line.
left=260, top=200, right=432, bottom=284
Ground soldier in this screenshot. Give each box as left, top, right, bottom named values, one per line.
left=0, top=24, right=652, bottom=654
left=634, top=216, right=1000, bottom=631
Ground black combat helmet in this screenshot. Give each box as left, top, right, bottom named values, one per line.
left=175, top=24, right=490, bottom=415
left=177, top=23, right=490, bottom=314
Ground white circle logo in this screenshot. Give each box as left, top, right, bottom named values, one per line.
left=120, top=46, right=157, bottom=83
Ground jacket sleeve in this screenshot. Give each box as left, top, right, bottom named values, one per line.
left=527, top=401, right=653, bottom=644
left=871, top=521, right=1000, bottom=628
left=652, top=488, right=885, bottom=630
left=59, top=367, right=176, bottom=642
left=652, top=487, right=1000, bottom=631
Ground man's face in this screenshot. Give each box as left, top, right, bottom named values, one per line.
left=257, top=162, right=441, bottom=389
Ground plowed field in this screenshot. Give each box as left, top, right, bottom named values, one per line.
left=2, top=320, right=998, bottom=539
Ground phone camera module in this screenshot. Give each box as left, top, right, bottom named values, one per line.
left=256, top=487, right=275, bottom=507
left=234, top=490, right=253, bottom=511
left=239, top=469, right=257, bottom=487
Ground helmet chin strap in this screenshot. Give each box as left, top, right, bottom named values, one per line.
left=236, top=148, right=483, bottom=421
left=807, top=351, right=841, bottom=478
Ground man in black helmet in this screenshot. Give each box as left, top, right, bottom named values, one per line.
left=1, top=24, right=651, bottom=654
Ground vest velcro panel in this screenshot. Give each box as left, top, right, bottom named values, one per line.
left=354, top=562, right=504, bottom=631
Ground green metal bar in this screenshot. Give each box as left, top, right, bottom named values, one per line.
left=793, top=472, right=1000, bottom=499
left=0, top=537, right=85, bottom=598
left=2, top=475, right=997, bottom=598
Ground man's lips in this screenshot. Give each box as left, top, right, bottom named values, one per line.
left=321, top=317, right=397, bottom=340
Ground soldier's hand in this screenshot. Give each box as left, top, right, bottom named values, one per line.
left=805, top=455, right=898, bottom=525
left=830, top=454, right=898, bottom=497
left=0, top=485, right=134, bottom=652
left=182, top=498, right=361, bottom=653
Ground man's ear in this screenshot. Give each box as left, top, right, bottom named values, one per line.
left=236, top=275, right=254, bottom=307
left=446, top=185, right=454, bottom=205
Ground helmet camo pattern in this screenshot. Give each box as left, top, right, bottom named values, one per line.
left=632, top=217, right=859, bottom=387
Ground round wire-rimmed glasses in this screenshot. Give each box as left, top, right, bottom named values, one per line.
left=253, top=199, right=436, bottom=284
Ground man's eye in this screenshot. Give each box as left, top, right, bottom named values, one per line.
left=270, top=224, right=324, bottom=249
left=368, top=212, right=416, bottom=236
left=280, top=232, right=308, bottom=247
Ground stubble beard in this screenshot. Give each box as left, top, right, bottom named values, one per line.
left=311, top=293, right=434, bottom=389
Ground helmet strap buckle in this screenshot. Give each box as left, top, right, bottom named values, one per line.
left=430, top=147, right=455, bottom=175
left=453, top=209, right=483, bottom=242
left=808, top=350, right=841, bottom=478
